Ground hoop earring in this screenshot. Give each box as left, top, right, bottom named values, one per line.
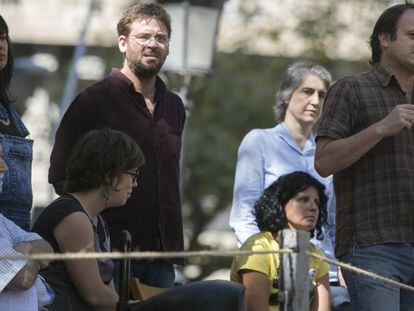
left=103, top=188, right=110, bottom=202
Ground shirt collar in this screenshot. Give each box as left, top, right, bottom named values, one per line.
left=371, top=63, right=395, bottom=87
left=109, top=68, right=167, bottom=96
left=275, top=122, right=316, bottom=153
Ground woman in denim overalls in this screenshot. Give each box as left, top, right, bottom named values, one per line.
left=0, top=15, right=33, bottom=231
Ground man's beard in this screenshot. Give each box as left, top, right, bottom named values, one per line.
left=127, top=56, right=165, bottom=79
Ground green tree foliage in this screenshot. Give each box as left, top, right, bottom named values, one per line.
left=294, top=0, right=398, bottom=59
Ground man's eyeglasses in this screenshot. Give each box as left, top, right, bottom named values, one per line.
left=125, top=169, right=140, bottom=183
left=130, top=34, right=169, bottom=46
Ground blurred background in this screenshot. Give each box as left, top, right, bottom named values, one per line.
left=0, top=0, right=403, bottom=282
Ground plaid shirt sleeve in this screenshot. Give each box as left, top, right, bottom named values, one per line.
left=317, top=78, right=357, bottom=140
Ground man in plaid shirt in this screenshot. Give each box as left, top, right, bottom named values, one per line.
left=316, top=3, right=414, bottom=310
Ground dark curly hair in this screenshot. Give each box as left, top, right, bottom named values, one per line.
left=254, top=171, right=328, bottom=240
left=117, top=3, right=171, bottom=38
left=63, top=128, right=145, bottom=193
left=369, top=4, right=414, bottom=64
left=0, top=15, right=14, bottom=108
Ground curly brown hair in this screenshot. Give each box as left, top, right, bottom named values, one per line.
left=117, top=3, right=171, bottom=38
left=254, top=171, right=328, bottom=240
left=63, top=128, right=145, bottom=193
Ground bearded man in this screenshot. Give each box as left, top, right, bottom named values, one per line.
left=49, top=3, right=185, bottom=289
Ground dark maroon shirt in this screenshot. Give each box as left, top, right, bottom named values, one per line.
left=49, top=69, right=186, bottom=263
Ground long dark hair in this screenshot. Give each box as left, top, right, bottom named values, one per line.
left=0, top=15, right=14, bottom=108
left=254, top=171, right=328, bottom=240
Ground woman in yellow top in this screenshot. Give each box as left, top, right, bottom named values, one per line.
left=231, top=171, right=330, bottom=311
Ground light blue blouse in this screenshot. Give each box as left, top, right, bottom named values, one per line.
left=229, top=122, right=337, bottom=281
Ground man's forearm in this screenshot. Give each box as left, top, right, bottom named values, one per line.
left=27, top=239, right=54, bottom=268
left=14, top=240, right=53, bottom=268
left=8, top=259, right=40, bottom=291
left=315, top=123, right=383, bottom=177
left=316, top=103, right=414, bottom=176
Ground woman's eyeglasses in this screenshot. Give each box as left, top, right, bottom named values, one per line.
left=125, top=169, right=140, bottom=183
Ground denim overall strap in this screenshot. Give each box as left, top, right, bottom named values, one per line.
left=10, top=108, right=30, bottom=137
left=0, top=109, right=33, bottom=230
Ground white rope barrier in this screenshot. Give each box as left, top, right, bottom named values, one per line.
left=3, top=247, right=414, bottom=292
left=0, top=248, right=295, bottom=261
left=308, top=251, right=414, bottom=292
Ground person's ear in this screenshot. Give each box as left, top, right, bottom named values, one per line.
left=118, top=35, right=128, bottom=55
left=378, top=32, right=391, bottom=49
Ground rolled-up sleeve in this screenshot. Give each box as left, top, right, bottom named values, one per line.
left=2, top=215, right=41, bottom=244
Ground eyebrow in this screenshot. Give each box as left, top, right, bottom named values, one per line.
left=302, top=87, right=326, bottom=93
left=296, top=192, right=319, bottom=200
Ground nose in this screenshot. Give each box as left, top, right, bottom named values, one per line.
left=132, top=179, right=138, bottom=188
left=309, top=91, right=320, bottom=105
left=0, top=37, right=7, bottom=49
left=308, top=199, right=318, bottom=211
left=147, top=38, right=160, bottom=48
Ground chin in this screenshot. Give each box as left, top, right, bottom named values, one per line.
left=301, top=223, right=316, bottom=231
left=118, top=199, right=128, bottom=206
left=108, top=199, right=128, bottom=208
left=300, top=118, right=316, bottom=126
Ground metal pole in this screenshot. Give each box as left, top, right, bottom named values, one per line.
left=49, top=0, right=97, bottom=203
left=182, top=1, right=190, bottom=78
left=58, top=0, right=97, bottom=119
left=280, top=229, right=310, bottom=311
left=117, top=230, right=132, bottom=311
left=179, top=1, right=192, bottom=193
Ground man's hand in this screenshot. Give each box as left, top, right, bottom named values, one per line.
left=374, top=104, right=414, bottom=137
left=14, top=239, right=53, bottom=269
left=316, top=104, right=414, bottom=177
left=13, top=242, right=33, bottom=255
left=338, top=268, right=347, bottom=288
left=8, top=242, right=40, bottom=291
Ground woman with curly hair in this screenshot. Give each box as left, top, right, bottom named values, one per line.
left=231, top=171, right=330, bottom=311
left=32, top=128, right=145, bottom=311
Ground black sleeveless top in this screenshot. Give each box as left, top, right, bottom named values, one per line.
left=32, top=194, right=114, bottom=311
